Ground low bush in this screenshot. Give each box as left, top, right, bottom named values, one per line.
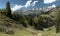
left=0, top=26, right=6, bottom=32
left=5, top=28, right=14, bottom=34
left=0, top=26, right=14, bottom=34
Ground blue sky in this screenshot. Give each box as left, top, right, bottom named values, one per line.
left=0, top=0, right=60, bottom=11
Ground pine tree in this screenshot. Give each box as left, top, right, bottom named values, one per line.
left=6, top=1, right=11, bottom=17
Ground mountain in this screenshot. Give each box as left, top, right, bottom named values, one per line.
left=12, top=7, right=55, bottom=16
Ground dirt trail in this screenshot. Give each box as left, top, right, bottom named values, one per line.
left=37, top=33, right=42, bottom=36
left=26, top=28, right=42, bottom=36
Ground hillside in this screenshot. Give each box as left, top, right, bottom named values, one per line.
left=0, top=6, right=59, bottom=36
left=0, top=13, right=23, bottom=28
left=0, top=0, right=59, bottom=36
left=0, top=8, right=56, bottom=36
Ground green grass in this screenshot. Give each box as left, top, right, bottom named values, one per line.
left=0, top=29, right=33, bottom=36
left=56, top=33, right=60, bottom=36
left=0, top=26, right=56, bottom=36
left=42, top=26, right=56, bottom=36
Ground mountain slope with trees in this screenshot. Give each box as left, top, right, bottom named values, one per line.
left=0, top=1, right=60, bottom=36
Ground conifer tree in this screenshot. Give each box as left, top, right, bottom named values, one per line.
left=6, top=1, right=11, bottom=17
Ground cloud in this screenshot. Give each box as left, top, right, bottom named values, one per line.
left=11, top=5, right=24, bottom=11
left=48, top=4, right=56, bottom=9
left=52, top=4, right=56, bottom=8
left=32, top=1, right=38, bottom=6
left=11, top=0, right=32, bottom=11
left=25, top=0, right=32, bottom=8
left=44, top=0, right=56, bottom=4
left=11, top=0, right=38, bottom=11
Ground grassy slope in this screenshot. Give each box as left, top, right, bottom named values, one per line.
left=42, top=26, right=56, bottom=36
left=0, top=29, right=33, bottom=36
left=0, top=26, right=56, bottom=36
left=0, top=13, right=33, bottom=36
left=0, top=13, right=56, bottom=36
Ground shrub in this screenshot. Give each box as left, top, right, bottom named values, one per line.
left=5, top=28, right=14, bottom=34
left=0, top=26, right=6, bottom=32
left=0, top=26, right=14, bottom=34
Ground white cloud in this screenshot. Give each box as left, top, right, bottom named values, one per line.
left=25, top=0, right=32, bottom=8
left=48, top=4, right=56, bottom=9
left=44, top=0, right=56, bottom=4
left=11, top=5, right=24, bottom=11
left=32, top=1, right=38, bottom=6
left=11, top=0, right=32, bottom=11
left=52, top=4, right=56, bottom=8
left=11, top=0, right=38, bottom=11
